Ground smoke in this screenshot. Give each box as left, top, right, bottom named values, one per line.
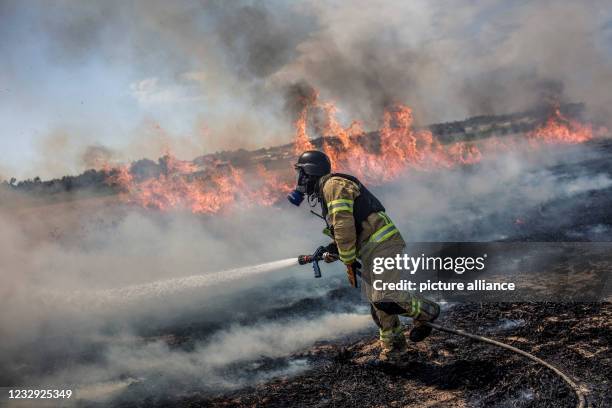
left=272, top=0, right=612, bottom=126
left=199, top=313, right=368, bottom=366
left=2, top=136, right=612, bottom=402
left=0, top=165, right=7, bottom=183
left=377, top=142, right=612, bottom=241
left=26, top=313, right=368, bottom=402
left=3, top=0, right=611, bottom=179
left=284, top=80, right=319, bottom=120
left=215, top=3, right=315, bottom=79
left=0, top=190, right=366, bottom=401
left=0, top=202, right=315, bottom=348
left=81, top=144, right=116, bottom=169
left=2, top=0, right=612, bottom=403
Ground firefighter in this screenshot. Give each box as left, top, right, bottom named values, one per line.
left=288, top=150, right=440, bottom=361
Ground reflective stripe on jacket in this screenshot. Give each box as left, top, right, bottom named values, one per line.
left=320, top=176, right=402, bottom=264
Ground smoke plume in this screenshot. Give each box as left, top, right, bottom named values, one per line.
left=2, top=0, right=611, bottom=178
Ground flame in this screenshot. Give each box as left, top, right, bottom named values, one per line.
left=295, top=100, right=601, bottom=188
left=305, top=102, right=484, bottom=184
left=106, top=157, right=290, bottom=214
left=162, top=154, right=199, bottom=174
left=293, top=106, right=315, bottom=154
left=106, top=95, right=601, bottom=215
left=528, top=107, right=593, bottom=144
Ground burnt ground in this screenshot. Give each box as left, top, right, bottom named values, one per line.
left=114, top=302, right=611, bottom=408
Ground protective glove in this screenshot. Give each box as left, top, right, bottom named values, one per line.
left=322, top=242, right=339, bottom=263
left=323, top=252, right=339, bottom=263
left=345, top=260, right=361, bottom=288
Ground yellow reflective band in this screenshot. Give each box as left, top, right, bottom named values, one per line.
left=340, top=252, right=357, bottom=263
left=369, top=222, right=399, bottom=243
left=340, top=255, right=356, bottom=264
left=338, top=246, right=356, bottom=263
left=327, top=199, right=353, bottom=215
left=378, top=211, right=392, bottom=224
left=329, top=205, right=353, bottom=215
left=327, top=199, right=354, bottom=208
left=380, top=326, right=403, bottom=341
left=379, top=328, right=393, bottom=340
left=401, top=300, right=419, bottom=318
left=338, top=246, right=356, bottom=256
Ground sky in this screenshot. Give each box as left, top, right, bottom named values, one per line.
left=1, top=0, right=611, bottom=180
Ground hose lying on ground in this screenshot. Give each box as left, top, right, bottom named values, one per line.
left=425, top=322, right=587, bottom=408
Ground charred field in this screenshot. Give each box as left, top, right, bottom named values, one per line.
left=177, top=302, right=611, bottom=408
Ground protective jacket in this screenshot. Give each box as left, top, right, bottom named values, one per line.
left=317, top=173, right=439, bottom=350
left=318, top=173, right=402, bottom=264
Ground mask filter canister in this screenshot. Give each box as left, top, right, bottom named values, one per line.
left=287, top=190, right=305, bottom=206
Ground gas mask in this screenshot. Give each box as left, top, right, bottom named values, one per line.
left=287, top=167, right=314, bottom=206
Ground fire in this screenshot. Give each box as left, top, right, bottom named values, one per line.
left=528, top=107, right=593, bottom=144
left=296, top=100, right=601, bottom=188
left=294, top=107, right=315, bottom=154
left=106, top=93, right=601, bottom=215
left=106, top=155, right=291, bottom=214
left=162, top=154, right=199, bottom=174
left=303, top=102, right=484, bottom=184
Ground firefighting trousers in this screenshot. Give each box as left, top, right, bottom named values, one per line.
left=359, top=236, right=439, bottom=342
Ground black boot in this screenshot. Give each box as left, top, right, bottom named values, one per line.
left=408, top=301, right=440, bottom=342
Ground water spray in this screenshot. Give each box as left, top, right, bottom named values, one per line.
left=57, top=258, right=300, bottom=307
left=103, top=258, right=299, bottom=301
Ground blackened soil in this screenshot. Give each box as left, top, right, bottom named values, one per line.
left=166, top=302, right=610, bottom=408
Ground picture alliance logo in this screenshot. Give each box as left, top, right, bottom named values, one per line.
left=372, top=253, right=488, bottom=275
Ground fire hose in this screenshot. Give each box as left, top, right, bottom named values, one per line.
left=424, top=322, right=587, bottom=408
left=298, top=248, right=587, bottom=407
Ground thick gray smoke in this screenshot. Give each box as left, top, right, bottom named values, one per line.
left=92, top=1, right=612, bottom=125
left=0, top=199, right=352, bottom=397
left=379, top=144, right=612, bottom=242
left=2, top=0, right=611, bottom=178
left=273, top=1, right=612, bottom=126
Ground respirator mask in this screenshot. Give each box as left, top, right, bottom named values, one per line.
left=287, top=167, right=310, bottom=206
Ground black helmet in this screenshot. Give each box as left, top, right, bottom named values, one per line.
left=295, top=150, right=331, bottom=177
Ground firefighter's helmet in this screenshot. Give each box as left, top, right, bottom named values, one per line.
left=288, top=150, right=331, bottom=206
left=294, top=150, right=331, bottom=176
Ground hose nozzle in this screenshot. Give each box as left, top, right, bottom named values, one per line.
left=298, top=255, right=313, bottom=265
left=298, top=246, right=326, bottom=278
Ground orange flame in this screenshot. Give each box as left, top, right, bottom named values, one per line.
left=528, top=107, right=593, bottom=144
left=306, top=102, right=484, bottom=184
left=106, top=157, right=290, bottom=214
left=106, top=96, right=601, bottom=215
left=293, top=107, right=315, bottom=154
